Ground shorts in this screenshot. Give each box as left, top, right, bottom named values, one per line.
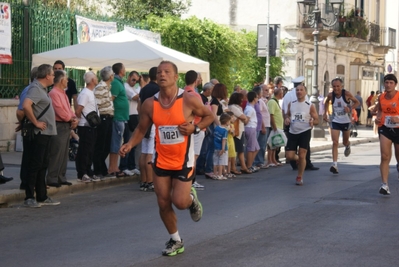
left=152, top=165, right=194, bottom=182
left=110, top=120, right=125, bottom=153
left=244, top=127, right=260, bottom=152
left=330, top=122, right=350, bottom=132
left=141, top=136, right=154, bottom=154
left=285, top=129, right=311, bottom=151
left=367, top=110, right=372, bottom=119
left=213, top=150, right=228, bottom=166
left=194, top=131, right=205, bottom=156
left=234, top=133, right=245, bottom=153
left=378, top=125, right=399, bottom=144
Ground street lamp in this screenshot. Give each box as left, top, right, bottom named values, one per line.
left=297, top=0, right=343, bottom=139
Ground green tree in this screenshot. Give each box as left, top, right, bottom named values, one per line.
left=108, top=0, right=191, bottom=22
left=145, top=15, right=284, bottom=91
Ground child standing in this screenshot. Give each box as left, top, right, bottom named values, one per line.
left=213, top=113, right=231, bottom=180
left=226, top=111, right=237, bottom=178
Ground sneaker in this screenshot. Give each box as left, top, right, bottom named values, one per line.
left=38, top=197, right=60, bottom=206
left=162, top=238, right=184, bottom=256
left=189, top=187, right=203, bottom=222
left=296, top=176, right=303, bottom=186
left=192, top=181, right=205, bottom=188
left=379, top=184, right=391, bottom=195
left=144, top=182, right=154, bottom=191
left=123, top=169, right=134, bottom=176
left=131, top=169, right=141, bottom=175
left=81, top=174, right=92, bottom=183
left=330, top=165, right=339, bottom=174
left=249, top=166, right=259, bottom=173
left=24, top=198, right=41, bottom=208
left=92, top=175, right=101, bottom=182
left=140, top=182, right=147, bottom=191
left=344, top=145, right=351, bottom=157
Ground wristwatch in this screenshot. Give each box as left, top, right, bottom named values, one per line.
left=194, top=125, right=201, bottom=134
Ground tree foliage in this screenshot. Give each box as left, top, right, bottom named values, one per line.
left=145, top=15, right=284, bottom=91
left=107, top=0, right=191, bottom=22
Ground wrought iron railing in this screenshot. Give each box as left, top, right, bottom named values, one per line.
left=369, top=22, right=380, bottom=43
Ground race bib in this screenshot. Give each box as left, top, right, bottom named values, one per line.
left=158, top=125, right=184, bottom=145
left=334, top=108, right=346, bottom=117
left=384, top=116, right=399, bottom=128
left=291, top=112, right=306, bottom=122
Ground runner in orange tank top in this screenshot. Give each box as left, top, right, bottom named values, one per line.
left=119, top=61, right=214, bottom=256
left=375, top=74, right=399, bottom=195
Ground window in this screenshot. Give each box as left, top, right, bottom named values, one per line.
left=336, top=65, right=345, bottom=85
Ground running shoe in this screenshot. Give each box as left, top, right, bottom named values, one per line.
left=296, top=176, right=303, bottom=186
left=162, top=238, right=184, bottom=256
left=140, top=182, right=147, bottom=191
left=192, top=181, right=205, bottom=188
left=189, top=187, right=203, bottom=222
left=91, top=175, right=101, bottom=182
left=123, top=169, right=134, bottom=176
left=131, top=169, right=141, bottom=175
left=344, top=145, right=351, bottom=157
left=379, top=184, right=391, bottom=195
left=330, top=165, right=339, bottom=174
left=144, top=182, right=154, bottom=191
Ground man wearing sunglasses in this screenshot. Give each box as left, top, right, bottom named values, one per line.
left=120, top=71, right=141, bottom=176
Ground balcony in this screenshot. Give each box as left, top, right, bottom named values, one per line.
left=337, top=16, right=369, bottom=40
left=369, top=22, right=380, bottom=43
left=297, top=2, right=340, bottom=42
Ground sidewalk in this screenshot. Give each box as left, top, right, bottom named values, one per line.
left=0, top=124, right=379, bottom=206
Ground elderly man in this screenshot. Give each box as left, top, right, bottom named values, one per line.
left=46, top=70, right=78, bottom=187
left=92, top=66, right=114, bottom=180
left=22, top=64, right=60, bottom=208
left=75, top=71, right=99, bottom=182
left=53, top=60, right=78, bottom=110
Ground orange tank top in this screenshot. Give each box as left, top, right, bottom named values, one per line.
left=379, top=91, right=399, bottom=128
left=152, top=89, right=195, bottom=170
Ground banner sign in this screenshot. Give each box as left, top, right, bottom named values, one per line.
left=76, top=15, right=117, bottom=43
left=0, top=2, right=12, bottom=64
left=124, top=26, right=162, bottom=44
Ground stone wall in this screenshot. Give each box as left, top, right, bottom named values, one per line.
left=0, top=99, right=19, bottom=152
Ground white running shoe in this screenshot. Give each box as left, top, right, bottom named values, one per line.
left=192, top=181, right=205, bottom=188
left=379, top=184, right=391, bottom=195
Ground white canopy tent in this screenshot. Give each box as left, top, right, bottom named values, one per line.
left=31, top=30, right=210, bottom=81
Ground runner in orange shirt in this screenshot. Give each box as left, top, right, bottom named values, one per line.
left=119, top=61, right=214, bottom=256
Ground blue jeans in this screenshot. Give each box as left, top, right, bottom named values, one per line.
left=254, top=129, right=269, bottom=166
left=196, top=124, right=214, bottom=173
left=119, top=122, right=136, bottom=171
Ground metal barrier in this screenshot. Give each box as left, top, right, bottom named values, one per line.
left=0, top=2, right=142, bottom=98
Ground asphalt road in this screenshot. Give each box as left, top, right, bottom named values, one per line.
left=1, top=142, right=398, bottom=267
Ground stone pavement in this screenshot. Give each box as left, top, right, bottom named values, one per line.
left=0, top=124, right=379, bottom=206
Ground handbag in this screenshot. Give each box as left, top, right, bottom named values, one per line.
left=21, top=104, right=50, bottom=141
left=83, top=111, right=101, bottom=128
left=267, top=129, right=287, bottom=149
left=233, top=118, right=240, bottom=137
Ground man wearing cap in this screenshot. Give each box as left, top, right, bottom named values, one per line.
left=282, top=76, right=319, bottom=171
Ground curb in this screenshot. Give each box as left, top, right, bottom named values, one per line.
left=0, top=175, right=141, bottom=207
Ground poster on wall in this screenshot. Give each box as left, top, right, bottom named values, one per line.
left=124, top=26, right=162, bottom=44
left=0, top=2, right=12, bottom=64
left=75, top=15, right=117, bottom=43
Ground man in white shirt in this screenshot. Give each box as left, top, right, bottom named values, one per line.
left=282, top=76, right=319, bottom=171
left=120, top=71, right=141, bottom=176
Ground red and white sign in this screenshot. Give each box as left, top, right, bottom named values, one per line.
left=0, top=2, right=12, bottom=64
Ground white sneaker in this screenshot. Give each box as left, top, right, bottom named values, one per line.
left=329, top=165, right=339, bottom=174
left=192, top=181, right=205, bottom=188
left=379, top=184, right=391, bottom=195
left=81, top=174, right=92, bottom=183
left=123, top=169, right=134, bottom=176
left=131, top=169, right=141, bottom=175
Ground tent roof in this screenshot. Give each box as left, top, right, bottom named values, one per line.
left=31, top=30, right=210, bottom=81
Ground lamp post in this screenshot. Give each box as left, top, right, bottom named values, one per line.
left=297, top=0, right=343, bottom=139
